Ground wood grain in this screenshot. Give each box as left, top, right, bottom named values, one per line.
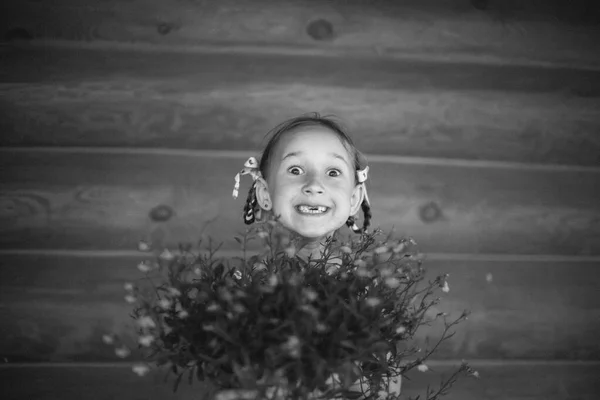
left=1, top=253, right=599, bottom=361
left=2, top=46, right=600, bottom=166
left=1, top=149, right=599, bottom=255
left=1, top=362, right=600, bottom=400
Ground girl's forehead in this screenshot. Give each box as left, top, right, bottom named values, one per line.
left=273, top=127, right=353, bottom=160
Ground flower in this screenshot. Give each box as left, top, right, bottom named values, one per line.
left=441, top=280, right=450, bottom=293
left=102, top=334, right=114, bottom=345
left=137, top=316, right=156, bottom=329
left=384, top=277, right=401, bottom=288
left=124, top=294, right=136, bottom=304
left=178, top=310, right=189, bottom=319
left=159, top=249, right=175, bottom=261
left=257, top=231, right=269, bottom=239
left=137, top=261, right=152, bottom=273
left=284, top=245, right=296, bottom=258
left=395, top=325, right=406, bottom=334
left=374, top=245, right=389, bottom=254
left=137, top=240, right=151, bottom=252
left=124, top=282, right=134, bottom=291
left=353, top=259, right=367, bottom=268
left=158, top=299, right=172, bottom=309
left=115, top=345, right=131, bottom=358
left=132, top=363, right=150, bottom=377
left=281, top=335, right=301, bottom=358
left=138, top=334, right=155, bottom=347
left=365, top=297, right=381, bottom=307
left=417, top=364, right=429, bottom=372
left=302, top=288, right=318, bottom=302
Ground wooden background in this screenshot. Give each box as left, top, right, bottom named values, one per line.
left=1, top=0, right=600, bottom=399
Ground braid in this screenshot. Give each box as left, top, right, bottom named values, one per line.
left=361, top=200, right=372, bottom=233
left=345, top=199, right=372, bottom=234
left=243, top=184, right=258, bottom=225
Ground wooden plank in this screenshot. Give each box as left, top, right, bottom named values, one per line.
left=2, top=46, right=600, bottom=166
left=2, top=0, right=600, bottom=68
left=1, top=362, right=600, bottom=400
left=1, top=149, right=599, bottom=255
left=1, top=253, right=599, bottom=362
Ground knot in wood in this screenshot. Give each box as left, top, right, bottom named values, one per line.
left=306, top=18, right=335, bottom=41
left=419, top=201, right=443, bottom=223
left=149, top=204, right=174, bottom=222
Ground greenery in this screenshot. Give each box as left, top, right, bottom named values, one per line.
left=103, top=219, right=478, bottom=400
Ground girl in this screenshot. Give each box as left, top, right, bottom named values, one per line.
left=232, top=113, right=373, bottom=261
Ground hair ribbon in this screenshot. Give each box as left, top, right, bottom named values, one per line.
left=357, top=166, right=371, bottom=207
left=232, top=157, right=262, bottom=198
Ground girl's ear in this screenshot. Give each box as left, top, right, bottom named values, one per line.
left=254, top=177, right=273, bottom=211
left=350, top=183, right=365, bottom=216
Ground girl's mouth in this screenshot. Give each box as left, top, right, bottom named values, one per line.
left=296, top=205, right=329, bottom=215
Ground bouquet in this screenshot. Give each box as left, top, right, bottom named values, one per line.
left=103, top=219, right=478, bottom=400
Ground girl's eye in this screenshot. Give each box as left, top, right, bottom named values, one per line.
left=328, top=169, right=341, bottom=177
left=288, top=166, right=304, bottom=175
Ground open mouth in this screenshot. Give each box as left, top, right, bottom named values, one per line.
left=296, top=205, right=329, bottom=215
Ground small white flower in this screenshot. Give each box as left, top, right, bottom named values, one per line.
left=124, top=294, right=136, bottom=304
left=268, top=274, right=278, bottom=287
left=206, top=302, right=220, bottom=312
left=471, top=370, right=480, bottom=378
left=315, top=322, right=328, bottom=333
left=159, top=249, right=175, bottom=261
left=137, top=316, right=156, bottom=329
left=395, top=325, right=406, bottom=334
left=194, top=267, right=202, bottom=275
left=137, top=240, right=151, bottom=252
left=325, top=265, right=339, bottom=275
left=257, top=231, right=269, bottom=239
left=232, top=303, right=246, bottom=314
left=167, top=287, right=181, bottom=297
left=282, top=335, right=301, bottom=358
left=392, top=242, right=406, bottom=253
left=102, top=334, right=115, bottom=344
left=374, top=245, right=389, bottom=254
left=417, top=363, right=429, bottom=372
left=284, top=245, right=296, bottom=258
left=124, top=282, right=134, bottom=291
left=115, top=345, right=131, bottom=358
left=340, top=245, right=352, bottom=254
left=132, top=363, right=150, bottom=377
left=441, top=281, right=450, bottom=293
left=302, top=288, right=318, bottom=302
left=486, top=273, right=493, bottom=283
left=384, top=277, right=401, bottom=288
left=365, top=297, right=381, bottom=307
left=177, top=310, right=189, bottom=319
left=158, top=299, right=172, bottom=309
left=137, top=261, right=152, bottom=273
left=253, top=262, right=267, bottom=272
left=232, top=269, right=242, bottom=280
left=138, top=334, right=155, bottom=347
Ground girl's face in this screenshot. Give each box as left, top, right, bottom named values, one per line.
left=262, top=127, right=364, bottom=240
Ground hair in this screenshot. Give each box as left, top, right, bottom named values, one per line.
left=242, top=112, right=372, bottom=234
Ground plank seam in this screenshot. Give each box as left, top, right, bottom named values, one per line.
left=1, top=249, right=599, bottom=263
left=2, top=147, right=599, bottom=173
left=8, top=39, right=600, bottom=72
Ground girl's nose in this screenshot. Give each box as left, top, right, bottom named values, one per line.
left=302, top=176, right=324, bottom=195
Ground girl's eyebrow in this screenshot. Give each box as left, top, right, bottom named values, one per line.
left=282, top=151, right=350, bottom=167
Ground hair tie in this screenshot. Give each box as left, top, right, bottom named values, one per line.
left=232, top=157, right=262, bottom=198
left=357, top=166, right=371, bottom=207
